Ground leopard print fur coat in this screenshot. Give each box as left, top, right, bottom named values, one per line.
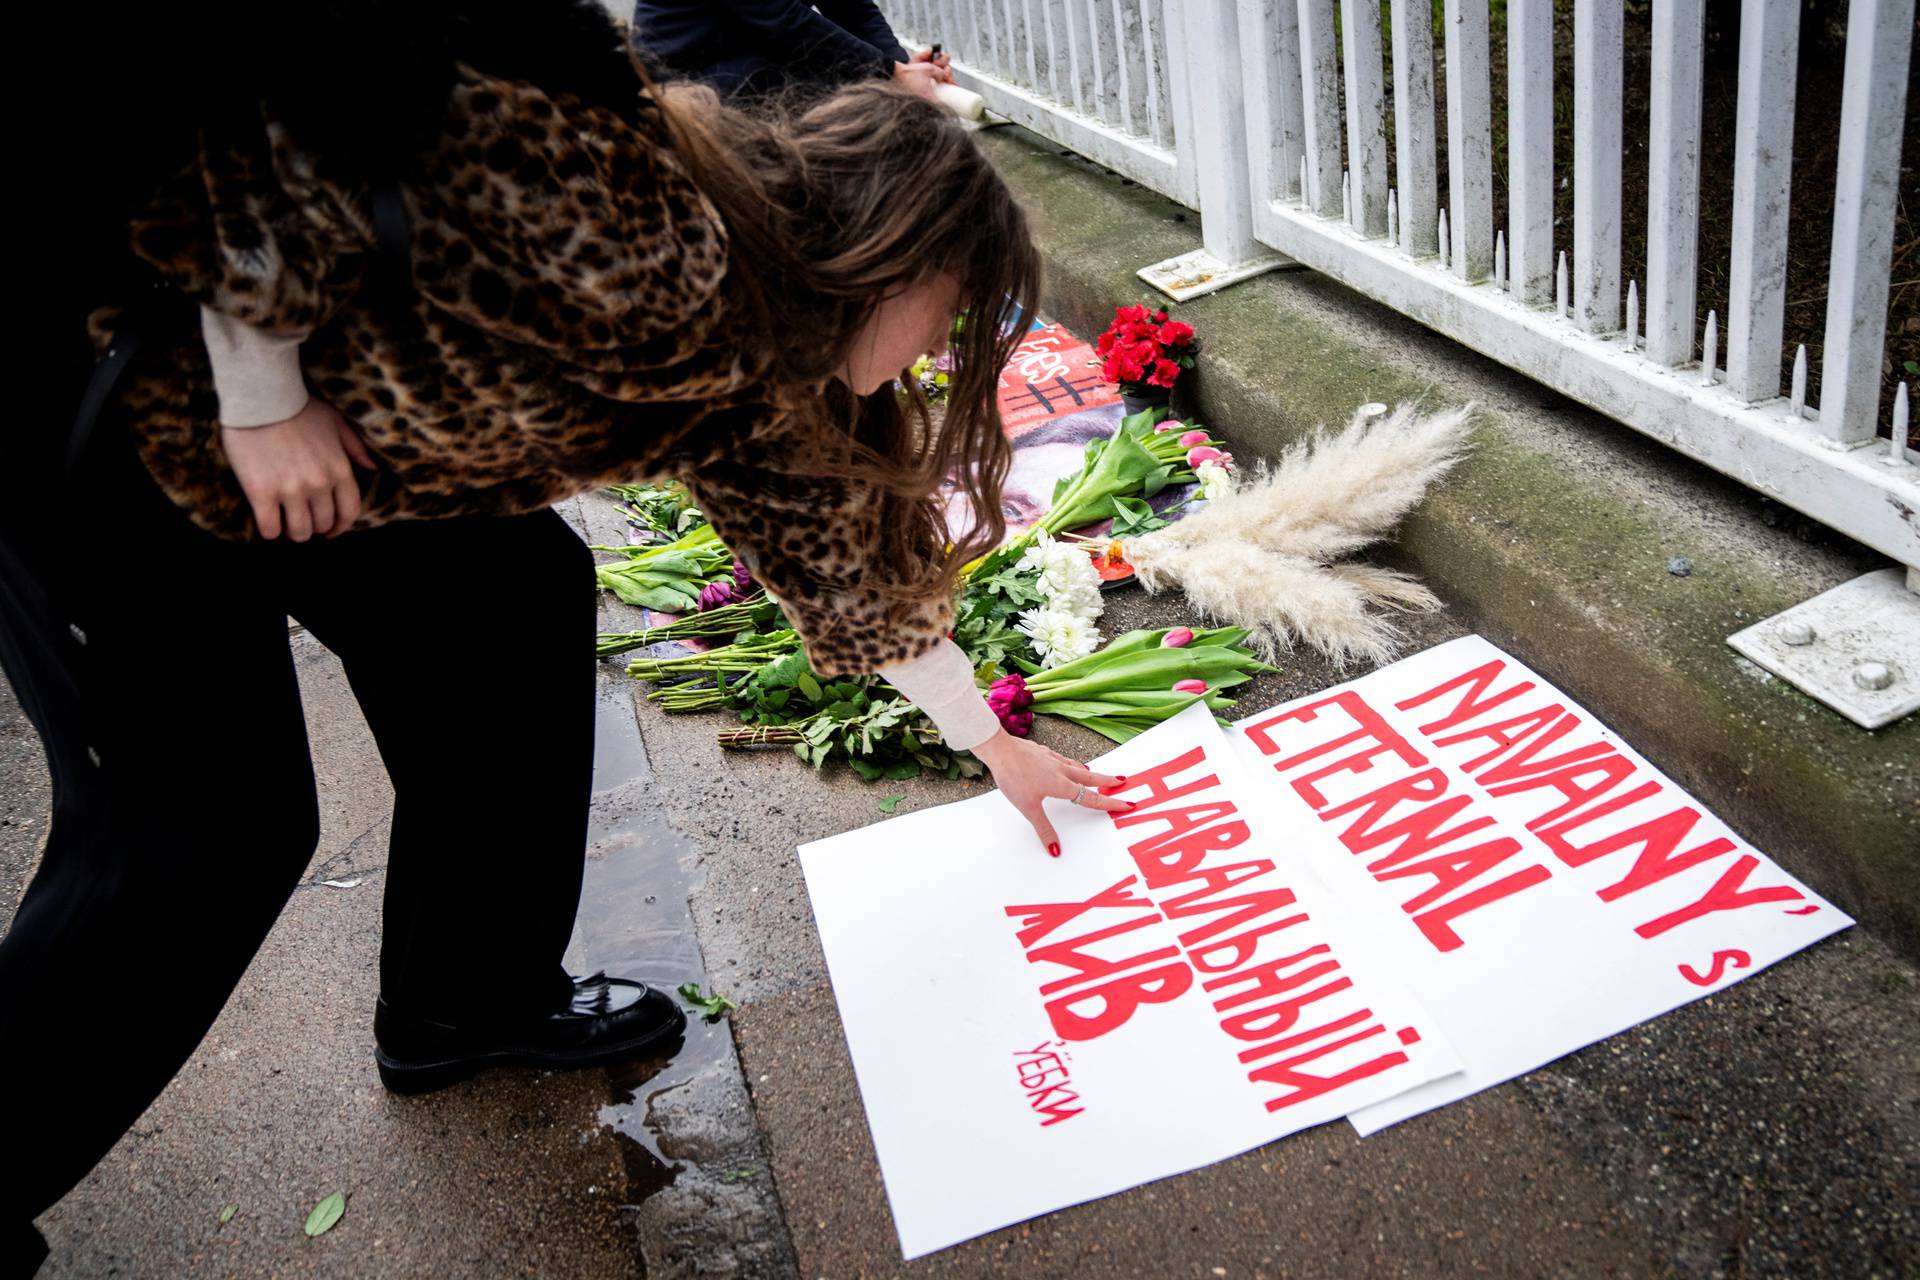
left=95, top=66, right=949, bottom=675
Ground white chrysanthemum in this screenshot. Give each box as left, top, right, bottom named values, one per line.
left=1017, top=605, right=1102, bottom=668
left=1196, top=459, right=1237, bottom=500
left=1017, top=531, right=1106, bottom=621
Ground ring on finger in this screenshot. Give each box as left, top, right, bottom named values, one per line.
left=1072, top=784, right=1089, bottom=806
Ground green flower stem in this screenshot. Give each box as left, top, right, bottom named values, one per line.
left=596, top=593, right=773, bottom=656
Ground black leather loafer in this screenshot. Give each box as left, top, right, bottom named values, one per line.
left=373, top=971, right=686, bottom=1095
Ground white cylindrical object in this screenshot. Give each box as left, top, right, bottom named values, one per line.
left=932, top=82, right=987, bottom=120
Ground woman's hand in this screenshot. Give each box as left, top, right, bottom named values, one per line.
left=909, top=47, right=955, bottom=80
left=892, top=60, right=948, bottom=102
left=973, top=728, right=1131, bottom=857
left=221, top=397, right=376, bottom=541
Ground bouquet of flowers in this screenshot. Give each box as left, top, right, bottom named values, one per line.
left=593, top=524, right=753, bottom=614
left=905, top=350, right=954, bottom=405
left=984, top=625, right=1275, bottom=743
left=1094, top=303, right=1199, bottom=399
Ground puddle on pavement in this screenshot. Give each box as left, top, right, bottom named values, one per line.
left=572, top=671, right=736, bottom=1207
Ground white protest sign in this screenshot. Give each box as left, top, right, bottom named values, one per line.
left=799, top=704, right=1462, bottom=1259
left=1228, top=634, right=1853, bottom=1134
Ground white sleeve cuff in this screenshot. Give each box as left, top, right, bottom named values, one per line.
left=880, top=636, right=1001, bottom=753
left=200, top=306, right=311, bottom=427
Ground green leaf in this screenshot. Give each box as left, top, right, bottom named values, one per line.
left=677, top=982, right=738, bottom=1019
left=849, top=756, right=885, bottom=782
left=883, top=760, right=920, bottom=780
left=303, top=1192, right=345, bottom=1238
left=1141, top=463, right=1176, bottom=499
left=879, top=793, right=905, bottom=813
left=218, top=1204, right=238, bottom=1225
left=796, top=671, right=824, bottom=702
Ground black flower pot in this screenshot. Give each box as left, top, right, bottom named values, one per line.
left=1120, top=388, right=1172, bottom=418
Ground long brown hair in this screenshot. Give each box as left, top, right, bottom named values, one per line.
left=648, top=77, right=1043, bottom=604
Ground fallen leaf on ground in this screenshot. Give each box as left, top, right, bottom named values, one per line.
left=303, top=1191, right=345, bottom=1238
left=677, top=982, right=737, bottom=1020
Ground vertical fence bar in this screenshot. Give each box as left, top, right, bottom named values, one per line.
left=1297, top=0, right=1344, bottom=217
left=1443, top=0, right=1494, bottom=280
left=1141, top=0, right=1176, bottom=148
left=1644, top=0, right=1706, bottom=365
left=1018, top=0, right=1041, bottom=91
left=1180, top=0, right=1262, bottom=262
left=1111, top=0, right=1146, bottom=135
left=1086, top=0, right=1118, bottom=126
left=1240, top=0, right=1307, bottom=202
left=1817, top=0, right=1915, bottom=444
left=1059, top=0, right=1093, bottom=114
left=1724, top=0, right=1800, bottom=401
left=1001, top=0, right=1029, bottom=87
left=959, top=0, right=984, bottom=67
left=1573, top=0, right=1624, bottom=332
left=1507, top=0, right=1554, bottom=303
left=1031, top=0, right=1061, bottom=100
left=1340, top=0, right=1390, bottom=237
left=1391, top=0, right=1440, bottom=257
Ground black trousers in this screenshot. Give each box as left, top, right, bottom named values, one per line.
left=0, top=405, right=596, bottom=1255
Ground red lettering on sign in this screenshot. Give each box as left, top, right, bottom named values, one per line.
left=1202, top=943, right=1340, bottom=1011
left=1159, top=859, right=1282, bottom=912
left=1184, top=912, right=1312, bottom=974
left=1537, top=795, right=1740, bottom=904
left=1044, top=961, right=1194, bottom=1041
left=1243, top=1024, right=1412, bottom=1114
left=1005, top=876, right=1156, bottom=948
left=1408, top=864, right=1555, bottom=951
left=1634, top=855, right=1806, bottom=938
left=1241, top=691, right=1428, bottom=786
left=1393, top=659, right=1536, bottom=735
left=1434, top=702, right=1577, bottom=772
left=1029, top=918, right=1180, bottom=997
left=1167, top=884, right=1302, bottom=944
left=1679, top=949, right=1752, bottom=986
left=1106, top=746, right=1220, bottom=808
left=1126, top=818, right=1253, bottom=888
left=1375, top=836, right=1532, bottom=914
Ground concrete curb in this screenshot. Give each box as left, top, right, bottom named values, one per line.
left=977, top=126, right=1920, bottom=959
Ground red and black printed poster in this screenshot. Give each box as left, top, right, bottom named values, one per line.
left=1229, top=634, right=1853, bottom=1133
left=799, top=704, right=1462, bottom=1258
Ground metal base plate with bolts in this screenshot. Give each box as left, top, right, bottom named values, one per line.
left=1137, top=248, right=1296, bottom=303
left=1727, top=567, right=1920, bottom=729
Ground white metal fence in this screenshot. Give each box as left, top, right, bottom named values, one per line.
left=884, top=0, right=1920, bottom=570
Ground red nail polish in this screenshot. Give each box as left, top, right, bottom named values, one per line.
left=1048, top=842, right=1061, bottom=858
left=1122, top=802, right=1139, bottom=813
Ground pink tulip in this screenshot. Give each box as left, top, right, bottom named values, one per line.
left=1178, top=430, right=1209, bottom=448
left=1172, top=678, right=1209, bottom=695
left=732, top=559, right=754, bottom=594
left=696, top=580, right=737, bottom=611
left=1153, top=419, right=1184, bottom=433
left=1161, top=627, right=1195, bottom=648
left=1186, top=445, right=1225, bottom=467
left=987, top=674, right=1035, bottom=735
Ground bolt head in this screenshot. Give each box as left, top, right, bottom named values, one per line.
left=1778, top=621, right=1816, bottom=646
left=1852, top=662, right=1895, bottom=692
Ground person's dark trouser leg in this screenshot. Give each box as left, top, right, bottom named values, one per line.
left=0, top=418, right=318, bottom=1262
left=284, top=507, right=593, bottom=1023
